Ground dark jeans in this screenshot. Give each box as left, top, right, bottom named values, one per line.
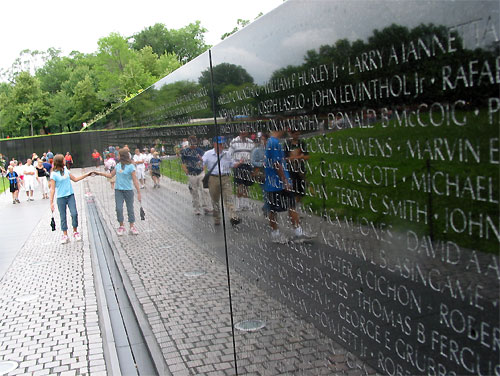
left=115, top=189, right=135, bottom=223
left=57, top=194, right=78, bottom=231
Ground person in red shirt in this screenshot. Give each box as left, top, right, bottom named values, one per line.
left=64, top=152, right=73, bottom=170
left=91, top=149, right=102, bottom=168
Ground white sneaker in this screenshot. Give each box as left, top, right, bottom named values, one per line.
left=293, top=226, right=314, bottom=242
left=60, top=235, right=70, bottom=244
left=73, top=232, right=82, bottom=242
left=271, top=230, right=287, bottom=244
left=117, top=226, right=126, bottom=236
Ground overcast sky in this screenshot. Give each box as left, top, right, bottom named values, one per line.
left=0, top=0, right=283, bottom=72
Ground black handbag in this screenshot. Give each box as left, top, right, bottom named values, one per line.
left=202, top=162, right=217, bottom=189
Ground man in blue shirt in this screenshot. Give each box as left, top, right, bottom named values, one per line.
left=181, top=136, right=212, bottom=215
left=42, top=158, right=52, bottom=175
left=46, top=150, right=54, bottom=164
left=264, top=125, right=310, bottom=243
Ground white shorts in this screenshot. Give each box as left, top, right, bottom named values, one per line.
left=24, top=178, right=35, bottom=191
left=136, top=168, right=145, bottom=180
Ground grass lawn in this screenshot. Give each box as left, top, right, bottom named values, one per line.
left=159, top=109, right=498, bottom=254
left=302, top=109, right=498, bottom=253
left=0, top=177, right=8, bottom=194
left=160, top=158, right=188, bottom=184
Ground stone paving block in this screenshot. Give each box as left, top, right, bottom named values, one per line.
left=87, top=174, right=377, bottom=375
left=59, top=370, right=76, bottom=376
left=32, top=369, right=51, bottom=376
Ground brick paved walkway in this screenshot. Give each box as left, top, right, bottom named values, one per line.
left=87, top=173, right=376, bottom=376
left=0, top=173, right=107, bottom=376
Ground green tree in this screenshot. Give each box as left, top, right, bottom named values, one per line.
left=94, top=33, right=135, bottom=103
left=46, top=91, right=74, bottom=133
left=221, top=19, right=250, bottom=40
left=170, top=21, right=210, bottom=63
left=1, top=72, right=48, bottom=136
left=132, top=22, right=210, bottom=63
left=131, top=23, right=170, bottom=56
left=71, top=75, right=101, bottom=131
left=157, top=52, right=182, bottom=77
left=199, top=63, right=254, bottom=113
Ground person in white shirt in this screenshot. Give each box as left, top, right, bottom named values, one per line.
left=202, top=137, right=240, bottom=227
left=229, top=130, right=255, bottom=211
left=104, top=153, right=117, bottom=189
left=23, top=159, right=36, bottom=201
left=14, top=161, right=24, bottom=190
left=144, top=147, right=153, bottom=179
left=133, top=148, right=146, bottom=189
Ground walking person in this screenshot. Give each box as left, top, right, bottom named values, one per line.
left=133, top=148, right=146, bottom=189
left=91, top=149, right=102, bottom=169
left=42, top=157, right=52, bottom=179
left=229, top=129, right=255, bottom=211
left=284, top=129, right=310, bottom=211
left=49, top=154, right=93, bottom=244
left=202, top=137, right=239, bottom=226
left=36, top=159, right=50, bottom=199
left=64, top=152, right=73, bottom=169
left=150, top=151, right=162, bottom=188
left=14, top=160, right=24, bottom=191
left=181, top=136, right=211, bottom=214
left=6, top=165, right=20, bottom=204
left=251, top=132, right=269, bottom=215
left=46, top=150, right=54, bottom=164
left=96, top=148, right=142, bottom=235
left=23, top=159, right=36, bottom=201
left=104, top=153, right=117, bottom=189
left=264, top=126, right=310, bottom=243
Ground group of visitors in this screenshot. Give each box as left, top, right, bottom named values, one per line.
left=50, top=145, right=145, bottom=243
left=1, top=150, right=61, bottom=204
left=1, top=128, right=312, bottom=246
left=180, top=127, right=312, bottom=243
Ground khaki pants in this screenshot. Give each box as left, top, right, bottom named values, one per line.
left=208, top=175, right=235, bottom=221
left=188, top=172, right=211, bottom=211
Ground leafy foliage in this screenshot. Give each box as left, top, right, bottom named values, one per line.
left=0, top=21, right=207, bottom=138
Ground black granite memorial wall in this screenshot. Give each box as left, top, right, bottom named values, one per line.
left=1, top=1, right=498, bottom=374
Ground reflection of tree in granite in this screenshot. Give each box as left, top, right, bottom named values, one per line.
left=199, top=63, right=255, bottom=114
left=261, top=23, right=498, bottom=111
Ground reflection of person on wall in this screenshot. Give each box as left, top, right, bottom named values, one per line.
left=264, top=125, right=310, bottom=244
left=284, top=129, right=309, bottom=211
left=202, top=137, right=240, bottom=226
left=95, top=148, right=142, bottom=236
left=150, top=152, right=162, bottom=188
left=181, top=136, right=212, bottom=214
left=229, top=130, right=255, bottom=212
left=250, top=132, right=269, bottom=215
left=133, top=148, right=146, bottom=189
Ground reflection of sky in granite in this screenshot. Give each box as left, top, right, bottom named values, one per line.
left=209, top=0, right=498, bottom=84
left=152, top=50, right=210, bottom=89
left=148, top=0, right=499, bottom=89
